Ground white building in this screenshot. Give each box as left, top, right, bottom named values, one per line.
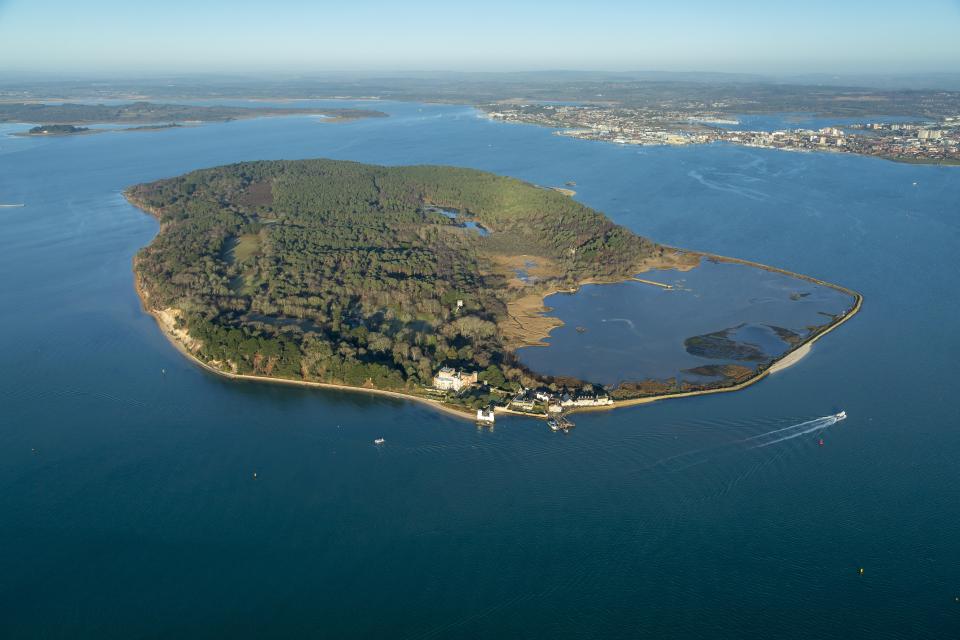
left=476, top=408, right=495, bottom=424
left=560, top=394, right=614, bottom=408
left=432, top=367, right=478, bottom=392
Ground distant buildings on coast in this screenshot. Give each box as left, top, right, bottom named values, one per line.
left=485, top=104, right=960, bottom=163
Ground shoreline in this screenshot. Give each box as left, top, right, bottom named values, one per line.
left=767, top=342, right=810, bottom=374
left=135, top=274, right=478, bottom=423
left=500, top=251, right=700, bottom=349
left=127, top=195, right=862, bottom=424
left=563, top=262, right=863, bottom=417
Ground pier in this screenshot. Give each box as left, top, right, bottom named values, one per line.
left=631, top=277, right=672, bottom=289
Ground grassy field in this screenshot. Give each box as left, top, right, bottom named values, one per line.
left=230, top=234, right=261, bottom=264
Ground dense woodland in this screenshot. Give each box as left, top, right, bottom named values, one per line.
left=128, top=159, right=662, bottom=397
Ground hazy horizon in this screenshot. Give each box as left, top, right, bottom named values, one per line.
left=2, top=0, right=959, bottom=76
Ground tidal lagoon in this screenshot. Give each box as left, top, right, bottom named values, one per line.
left=516, top=259, right=857, bottom=388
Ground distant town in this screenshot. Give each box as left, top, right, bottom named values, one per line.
left=483, top=104, right=960, bottom=164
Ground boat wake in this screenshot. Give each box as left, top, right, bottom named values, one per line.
left=601, top=318, right=637, bottom=331
left=687, top=169, right=769, bottom=202
left=641, top=412, right=849, bottom=475
left=745, top=412, right=846, bottom=449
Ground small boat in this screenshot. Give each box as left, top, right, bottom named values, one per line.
left=818, top=438, right=824, bottom=446
left=373, top=438, right=385, bottom=445
left=547, top=418, right=562, bottom=432
left=834, top=411, right=847, bottom=421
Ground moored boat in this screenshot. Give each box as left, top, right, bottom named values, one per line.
left=548, top=416, right=575, bottom=433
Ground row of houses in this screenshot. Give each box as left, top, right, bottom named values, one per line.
left=551, top=393, right=614, bottom=412
left=509, top=388, right=613, bottom=414
left=431, top=368, right=614, bottom=420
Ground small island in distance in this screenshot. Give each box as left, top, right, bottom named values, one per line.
left=125, top=159, right=861, bottom=421
left=25, top=124, right=91, bottom=135
left=16, top=122, right=188, bottom=137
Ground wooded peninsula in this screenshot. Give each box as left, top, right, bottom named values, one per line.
left=126, top=159, right=859, bottom=419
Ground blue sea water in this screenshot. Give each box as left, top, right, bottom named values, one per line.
left=1, top=101, right=959, bottom=638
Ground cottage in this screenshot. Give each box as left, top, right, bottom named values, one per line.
left=510, top=397, right=537, bottom=412
left=509, top=389, right=538, bottom=412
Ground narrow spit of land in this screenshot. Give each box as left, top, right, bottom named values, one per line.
left=0, top=101, right=388, bottom=125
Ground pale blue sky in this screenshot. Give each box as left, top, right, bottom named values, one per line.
left=1, top=0, right=959, bottom=74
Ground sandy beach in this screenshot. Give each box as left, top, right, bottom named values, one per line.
left=135, top=276, right=478, bottom=422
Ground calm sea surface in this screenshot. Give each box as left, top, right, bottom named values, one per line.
left=1, top=101, right=958, bottom=639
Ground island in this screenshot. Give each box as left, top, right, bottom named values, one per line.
left=125, top=159, right=861, bottom=422
left=24, top=124, right=91, bottom=135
